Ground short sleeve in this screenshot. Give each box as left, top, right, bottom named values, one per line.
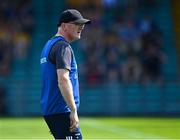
left=49, top=41, right=72, bottom=71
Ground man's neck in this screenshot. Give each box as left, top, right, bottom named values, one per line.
left=55, top=32, right=64, bottom=38
left=55, top=29, right=71, bottom=42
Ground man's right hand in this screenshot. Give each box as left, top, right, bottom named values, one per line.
left=69, top=110, right=79, bottom=132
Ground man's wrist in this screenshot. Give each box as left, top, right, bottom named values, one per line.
left=71, top=107, right=77, bottom=113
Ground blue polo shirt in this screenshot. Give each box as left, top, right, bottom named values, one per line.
left=40, top=36, right=79, bottom=115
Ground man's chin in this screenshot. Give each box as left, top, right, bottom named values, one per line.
left=72, top=36, right=80, bottom=42
left=75, top=35, right=81, bottom=40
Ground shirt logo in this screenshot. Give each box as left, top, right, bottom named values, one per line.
left=40, top=57, right=47, bottom=64
left=74, top=73, right=78, bottom=79
left=66, top=136, right=72, bottom=140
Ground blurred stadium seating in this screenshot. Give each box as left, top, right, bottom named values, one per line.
left=0, top=0, right=180, bottom=116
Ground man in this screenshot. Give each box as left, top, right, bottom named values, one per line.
left=40, top=9, right=90, bottom=139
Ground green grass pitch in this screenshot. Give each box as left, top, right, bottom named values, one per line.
left=0, top=117, right=180, bottom=139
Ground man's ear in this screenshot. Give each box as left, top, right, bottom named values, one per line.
left=62, top=23, right=67, bottom=32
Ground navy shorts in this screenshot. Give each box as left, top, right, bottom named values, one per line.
left=44, top=112, right=82, bottom=139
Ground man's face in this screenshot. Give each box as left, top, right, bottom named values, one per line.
left=66, top=22, right=85, bottom=41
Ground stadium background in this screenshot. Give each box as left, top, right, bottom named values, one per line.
left=0, top=0, right=180, bottom=139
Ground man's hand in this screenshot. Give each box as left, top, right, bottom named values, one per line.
left=69, top=110, right=79, bottom=132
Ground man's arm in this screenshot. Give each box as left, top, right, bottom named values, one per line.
left=57, top=69, right=79, bottom=132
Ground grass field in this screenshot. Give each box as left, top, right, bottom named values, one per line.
left=0, top=117, right=180, bottom=139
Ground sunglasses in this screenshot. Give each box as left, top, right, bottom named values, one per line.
left=69, top=22, right=85, bottom=27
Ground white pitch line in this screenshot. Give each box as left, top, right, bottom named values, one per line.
left=82, top=119, right=167, bottom=139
